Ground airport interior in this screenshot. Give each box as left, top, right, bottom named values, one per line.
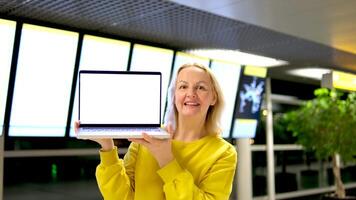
left=0, top=0, right=356, bottom=200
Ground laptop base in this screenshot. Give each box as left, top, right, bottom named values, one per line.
left=77, top=127, right=170, bottom=139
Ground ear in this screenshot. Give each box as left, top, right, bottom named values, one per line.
left=211, top=93, right=217, bottom=106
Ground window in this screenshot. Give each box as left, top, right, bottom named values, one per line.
left=70, top=35, right=131, bottom=137
left=130, top=44, right=174, bottom=120
left=210, top=60, right=241, bottom=138
left=9, top=24, right=78, bottom=137
left=0, top=19, right=16, bottom=131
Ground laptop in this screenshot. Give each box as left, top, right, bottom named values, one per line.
left=77, top=70, right=170, bottom=139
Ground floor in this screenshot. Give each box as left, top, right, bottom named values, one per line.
left=4, top=179, right=355, bottom=200
left=4, top=179, right=236, bottom=200
left=4, top=179, right=102, bottom=200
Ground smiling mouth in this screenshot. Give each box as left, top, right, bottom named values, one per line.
left=184, top=102, right=200, bottom=106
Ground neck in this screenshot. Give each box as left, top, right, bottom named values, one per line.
left=174, top=115, right=207, bottom=142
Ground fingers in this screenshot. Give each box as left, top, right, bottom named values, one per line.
left=128, top=138, right=150, bottom=146
left=129, top=133, right=154, bottom=144
left=128, top=133, right=162, bottom=146
left=142, top=132, right=155, bottom=143
left=74, top=120, right=80, bottom=135
left=164, top=124, right=174, bottom=139
left=166, top=124, right=173, bottom=134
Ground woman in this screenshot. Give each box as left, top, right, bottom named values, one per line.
left=76, top=63, right=237, bottom=200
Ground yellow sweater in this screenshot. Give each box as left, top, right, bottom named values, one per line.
left=96, top=135, right=237, bottom=200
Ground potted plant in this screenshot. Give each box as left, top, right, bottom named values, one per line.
left=283, top=88, right=356, bottom=199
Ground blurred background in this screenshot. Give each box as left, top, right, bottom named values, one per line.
left=1, top=0, right=356, bottom=199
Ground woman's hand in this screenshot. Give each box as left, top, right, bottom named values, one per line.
left=128, top=125, right=174, bottom=168
left=74, top=120, right=114, bottom=152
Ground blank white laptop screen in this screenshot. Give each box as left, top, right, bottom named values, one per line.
left=79, top=71, right=161, bottom=125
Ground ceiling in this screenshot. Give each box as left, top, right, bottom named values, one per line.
left=1, top=0, right=356, bottom=84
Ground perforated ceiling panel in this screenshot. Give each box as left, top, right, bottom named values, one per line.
left=1, top=0, right=356, bottom=74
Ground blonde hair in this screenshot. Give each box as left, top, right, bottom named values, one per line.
left=164, top=63, right=225, bottom=135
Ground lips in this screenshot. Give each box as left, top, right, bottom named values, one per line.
left=184, top=101, right=200, bottom=106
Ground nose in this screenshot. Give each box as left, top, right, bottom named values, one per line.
left=186, top=88, right=197, bottom=98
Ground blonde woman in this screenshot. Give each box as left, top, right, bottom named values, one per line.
left=76, top=63, right=237, bottom=200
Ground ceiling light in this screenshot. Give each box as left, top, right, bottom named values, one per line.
left=287, top=67, right=331, bottom=80
left=186, top=49, right=288, bottom=67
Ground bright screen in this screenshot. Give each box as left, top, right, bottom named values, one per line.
left=80, top=35, right=130, bottom=71
left=211, top=61, right=241, bottom=138
left=130, top=44, right=173, bottom=120
left=70, top=35, right=130, bottom=137
left=233, top=75, right=265, bottom=138
left=79, top=72, right=161, bottom=125
left=232, top=119, right=258, bottom=138
left=9, top=24, right=78, bottom=137
left=172, top=52, right=210, bottom=79
left=0, top=19, right=16, bottom=130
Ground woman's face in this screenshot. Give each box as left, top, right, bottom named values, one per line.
left=174, top=66, right=216, bottom=119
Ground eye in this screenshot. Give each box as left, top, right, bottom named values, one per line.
left=197, top=85, right=207, bottom=90
left=178, top=85, right=187, bottom=89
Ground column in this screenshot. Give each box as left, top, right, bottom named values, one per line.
left=237, top=138, right=253, bottom=200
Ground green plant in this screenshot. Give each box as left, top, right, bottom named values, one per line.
left=284, top=88, right=356, bottom=198
left=273, top=113, right=296, bottom=144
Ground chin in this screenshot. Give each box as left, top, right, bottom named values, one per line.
left=180, top=111, right=200, bottom=117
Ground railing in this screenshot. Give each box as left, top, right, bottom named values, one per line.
left=3, top=148, right=128, bottom=158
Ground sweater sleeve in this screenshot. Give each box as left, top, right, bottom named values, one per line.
left=95, top=143, right=139, bottom=200
left=157, top=145, right=237, bottom=200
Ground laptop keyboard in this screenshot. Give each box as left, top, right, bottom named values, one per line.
left=77, top=127, right=170, bottom=139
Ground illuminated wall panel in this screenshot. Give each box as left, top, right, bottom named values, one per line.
left=172, top=52, right=210, bottom=79
left=211, top=60, right=241, bottom=138
left=130, top=44, right=174, bottom=120
left=70, top=35, right=130, bottom=137
left=9, top=24, right=78, bottom=137
left=0, top=19, right=16, bottom=132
